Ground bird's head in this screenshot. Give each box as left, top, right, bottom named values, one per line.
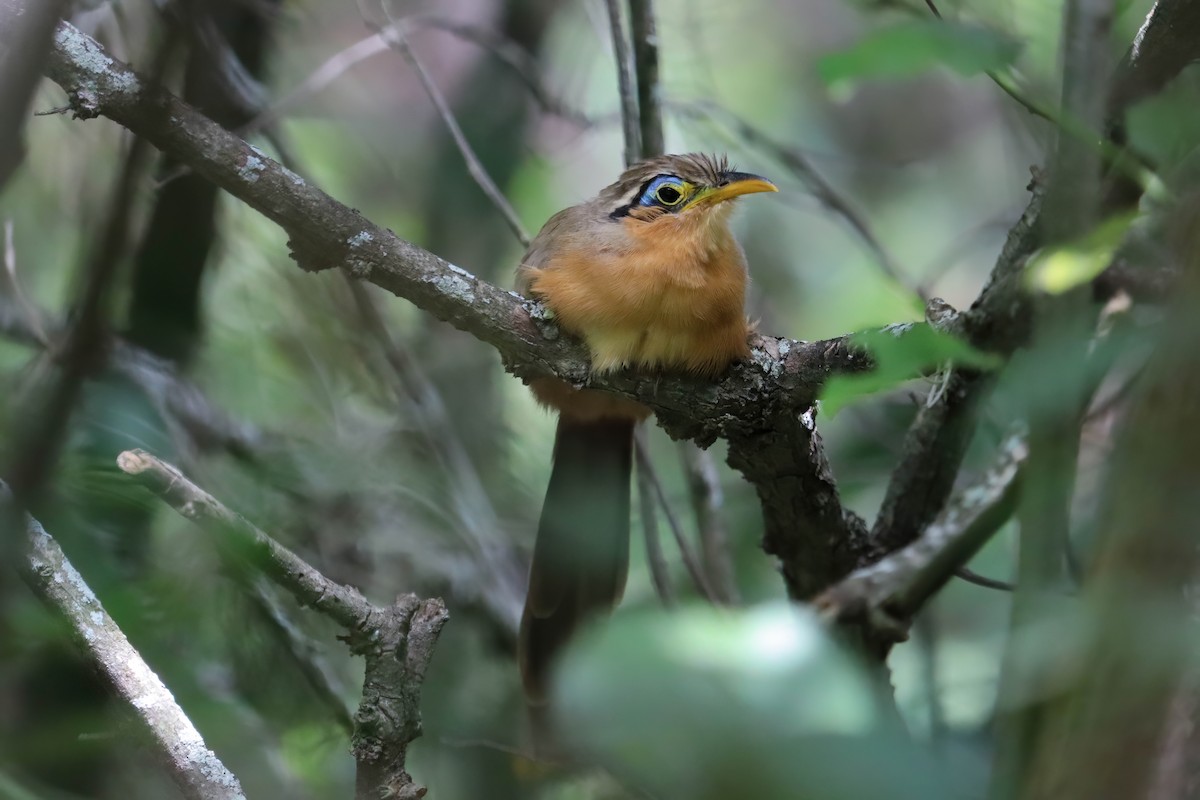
left=600, top=153, right=777, bottom=226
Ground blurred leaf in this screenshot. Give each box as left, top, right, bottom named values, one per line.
left=819, top=21, right=1022, bottom=93
left=1127, top=64, right=1200, bottom=169
left=1025, top=212, right=1138, bottom=295
left=819, top=325, right=1001, bottom=416
left=556, top=604, right=955, bottom=800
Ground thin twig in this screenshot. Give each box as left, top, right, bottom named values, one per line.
left=345, top=279, right=523, bottom=631
left=920, top=0, right=1055, bottom=122
left=375, top=16, right=531, bottom=247
left=679, top=443, right=739, bottom=604
left=11, top=489, right=247, bottom=800
left=633, top=435, right=718, bottom=603
left=604, top=0, right=641, bottom=165
left=628, top=0, right=663, bottom=158
left=954, top=567, right=1015, bottom=592
left=1, top=220, right=47, bottom=346
left=636, top=425, right=676, bottom=607
left=410, top=15, right=592, bottom=125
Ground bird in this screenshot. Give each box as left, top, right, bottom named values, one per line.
left=516, top=152, right=777, bottom=707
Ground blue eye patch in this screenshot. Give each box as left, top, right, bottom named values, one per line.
left=637, top=175, right=688, bottom=207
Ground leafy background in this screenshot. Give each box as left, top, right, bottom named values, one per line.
left=0, top=0, right=1159, bottom=797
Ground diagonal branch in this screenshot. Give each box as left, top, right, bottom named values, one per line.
left=115, top=449, right=448, bottom=800
left=40, top=21, right=880, bottom=447
left=817, top=431, right=1026, bottom=644
left=11, top=487, right=247, bottom=800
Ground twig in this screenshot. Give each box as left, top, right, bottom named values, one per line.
left=115, top=449, right=447, bottom=800
left=409, top=15, right=592, bottom=125
left=672, top=100, right=919, bottom=299
left=11, top=488, right=247, bottom=800
left=375, top=16, right=531, bottom=247
left=817, top=431, right=1026, bottom=641
left=604, top=0, right=641, bottom=165
left=241, top=32, right=389, bottom=139
left=2, top=220, right=48, bottom=346
left=628, top=0, right=663, bottom=158
left=954, top=567, right=1015, bottom=592
left=679, top=443, right=739, bottom=604
left=118, top=449, right=376, bottom=628
left=633, top=434, right=718, bottom=602
left=249, top=577, right=357, bottom=735
left=920, top=0, right=1055, bottom=122
left=345, top=280, right=524, bottom=631
left=636, top=426, right=676, bottom=606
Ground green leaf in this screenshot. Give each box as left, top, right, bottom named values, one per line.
left=1126, top=64, right=1200, bottom=169
left=819, top=324, right=1000, bottom=416
left=819, top=21, right=1021, bottom=93
left=1025, top=212, right=1138, bottom=295
left=555, top=605, right=954, bottom=800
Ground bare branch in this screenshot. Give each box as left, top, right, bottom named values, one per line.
left=679, top=442, right=740, bottom=604
left=409, top=15, right=592, bottom=125
left=817, top=431, right=1026, bottom=639
left=604, top=0, right=641, bottom=165
left=1, top=219, right=48, bottom=346
left=634, top=432, right=718, bottom=603
left=41, top=22, right=878, bottom=450
left=117, top=449, right=375, bottom=629
left=628, top=0, right=663, bottom=158
left=115, top=449, right=447, bottom=800
left=636, top=427, right=676, bottom=607
left=12, top=490, right=247, bottom=800
left=374, top=17, right=531, bottom=247
left=344, top=280, right=523, bottom=632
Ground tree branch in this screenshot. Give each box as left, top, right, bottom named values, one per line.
left=41, top=22, right=873, bottom=452
left=115, top=449, right=448, bottom=800
left=817, top=431, right=1026, bottom=641
left=628, top=0, right=663, bottom=158
left=11, top=487, right=247, bottom=800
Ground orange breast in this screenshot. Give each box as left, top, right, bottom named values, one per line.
left=526, top=211, right=752, bottom=378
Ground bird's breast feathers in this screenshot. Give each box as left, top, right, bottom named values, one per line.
left=524, top=211, right=751, bottom=375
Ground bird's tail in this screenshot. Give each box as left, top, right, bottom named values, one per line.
left=519, top=416, right=635, bottom=706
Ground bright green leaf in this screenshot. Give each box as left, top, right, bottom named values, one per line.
left=819, top=324, right=1001, bottom=417
left=819, top=21, right=1022, bottom=93
left=1025, top=212, right=1138, bottom=295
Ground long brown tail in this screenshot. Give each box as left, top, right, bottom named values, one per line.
left=519, top=416, right=635, bottom=705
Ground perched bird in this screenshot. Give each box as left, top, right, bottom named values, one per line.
left=517, top=153, right=777, bottom=706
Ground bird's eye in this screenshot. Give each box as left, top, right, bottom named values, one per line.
left=655, top=184, right=683, bottom=205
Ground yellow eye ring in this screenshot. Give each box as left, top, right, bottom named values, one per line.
left=655, top=184, right=684, bottom=205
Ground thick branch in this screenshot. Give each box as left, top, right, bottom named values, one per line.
left=42, top=22, right=871, bottom=449
left=12, top=490, right=246, bottom=800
